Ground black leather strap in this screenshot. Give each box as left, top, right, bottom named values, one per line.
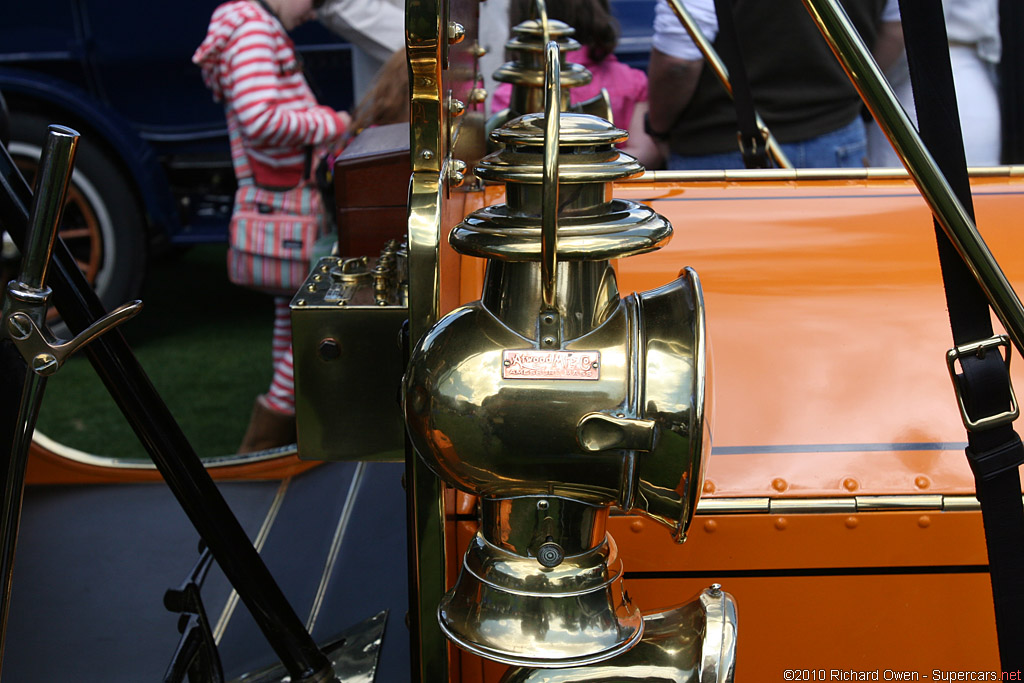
left=644, top=112, right=671, bottom=142
left=899, top=0, right=1024, bottom=670
left=711, top=0, right=768, bottom=168
left=999, top=0, right=1024, bottom=164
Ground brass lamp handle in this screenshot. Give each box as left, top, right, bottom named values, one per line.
left=541, top=40, right=560, bottom=314
left=534, top=0, right=551, bottom=45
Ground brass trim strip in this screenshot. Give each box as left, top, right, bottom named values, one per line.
left=619, top=166, right=1024, bottom=184
left=406, top=0, right=450, bottom=675
left=943, top=495, right=985, bottom=511
left=694, top=494, right=1021, bottom=515
left=306, top=462, right=366, bottom=633
left=770, top=498, right=856, bottom=513
left=32, top=431, right=299, bottom=470
left=856, top=495, right=945, bottom=511
left=697, top=498, right=770, bottom=514
left=213, top=477, right=291, bottom=644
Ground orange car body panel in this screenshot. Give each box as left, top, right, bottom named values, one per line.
left=449, top=173, right=1024, bottom=679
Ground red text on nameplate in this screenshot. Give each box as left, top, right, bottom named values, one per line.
left=501, top=350, right=601, bottom=380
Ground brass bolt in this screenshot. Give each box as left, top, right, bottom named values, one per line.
left=32, top=353, right=58, bottom=376
left=447, top=159, right=467, bottom=188
left=536, top=540, right=564, bottom=568
left=447, top=21, right=466, bottom=44
left=6, top=314, right=32, bottom=340
left=318, top=338, right=341, bottom=361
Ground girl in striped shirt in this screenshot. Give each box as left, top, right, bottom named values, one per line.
left=194, top=0, right=351, bottom=452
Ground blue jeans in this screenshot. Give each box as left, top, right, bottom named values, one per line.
left=668, top=118, right=867, bottom=170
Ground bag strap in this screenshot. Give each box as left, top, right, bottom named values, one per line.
left=898, top=0, right=1024, bottom=670
left=235, top=0, right=316, bottom=190
left=711, top=0, right=768, bottom=168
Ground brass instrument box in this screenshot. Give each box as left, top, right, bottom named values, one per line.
left=290, top=255, right=407, bottom=461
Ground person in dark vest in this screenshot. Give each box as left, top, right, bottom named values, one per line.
left=646, top=0, right=903, bottom=169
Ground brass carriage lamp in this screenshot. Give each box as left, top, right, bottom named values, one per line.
left=489, top=15, right=613, bottom=131
left=403, top=46, right=710, bottom=668
left=493, top=17, right=590, bottom=117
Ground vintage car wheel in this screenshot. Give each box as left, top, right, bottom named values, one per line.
left=6, top=111, right=147, bottom=318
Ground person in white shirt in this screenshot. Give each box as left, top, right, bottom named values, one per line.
left=317, top=0, right=509, bottom=113
left=867, top=0, right=1002, bottom=167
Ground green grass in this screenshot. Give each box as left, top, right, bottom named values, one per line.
left=36, top=245, right=276, bottom=460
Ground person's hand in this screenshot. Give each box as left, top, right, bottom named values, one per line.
left=337, top=110, right=352, bottom=133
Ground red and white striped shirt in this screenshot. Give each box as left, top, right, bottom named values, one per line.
left=193, top=0, right=347, bottom=187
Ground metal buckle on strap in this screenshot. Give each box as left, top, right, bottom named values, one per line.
left=945, top=334, right=1020, bottom=431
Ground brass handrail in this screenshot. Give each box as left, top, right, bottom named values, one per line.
left=800, top=0, right=1024, bottom=358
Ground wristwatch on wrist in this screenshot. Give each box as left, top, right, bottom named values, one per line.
left=644, top=113, right=671, bottom=141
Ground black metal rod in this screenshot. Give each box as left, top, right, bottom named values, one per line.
left=0, top=363, right=45, bottom=679
left=0, top=126, right=79, bottom=678
left=17, top=126, right=77, bottom=291
left=0, top=143, right=330, bottom=679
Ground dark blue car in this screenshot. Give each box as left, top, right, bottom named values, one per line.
left=0, top=1, right=356, bottom=309
left=0, top=1, right=652, bottom=308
